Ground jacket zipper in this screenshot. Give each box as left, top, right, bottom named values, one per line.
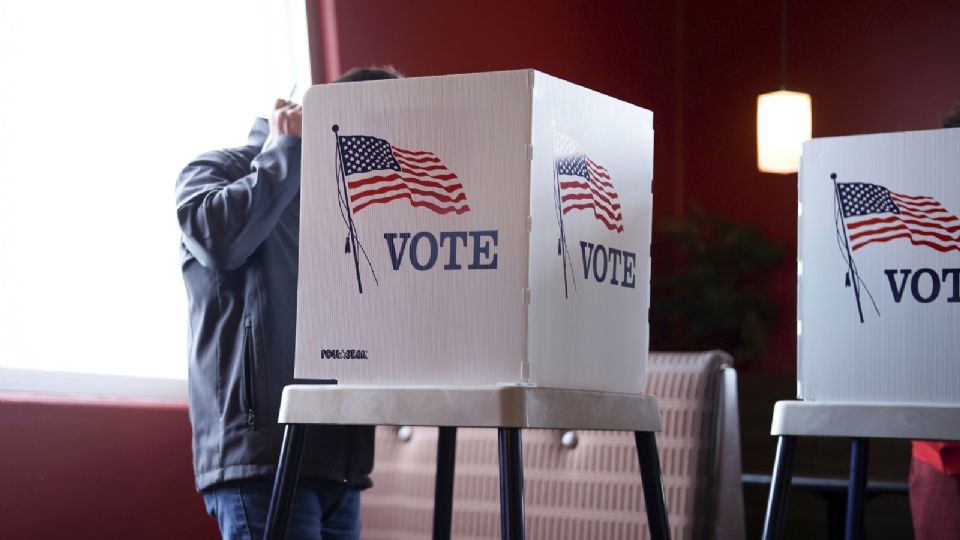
left=242, top=320, right=257, bottom=429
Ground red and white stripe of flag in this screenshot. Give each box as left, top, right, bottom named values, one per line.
left=560, top=158, right=624, bottom=233
left=846, top=191, right=960, bottom=252
left=347, top=146, right=470, bottom=215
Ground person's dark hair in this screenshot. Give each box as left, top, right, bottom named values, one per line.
left=333, top=66, right=402, bottom=83
left=941, top=105, right=960, bottom=128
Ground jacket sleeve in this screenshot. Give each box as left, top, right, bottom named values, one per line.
left=176, top=135, right=301, bottom=271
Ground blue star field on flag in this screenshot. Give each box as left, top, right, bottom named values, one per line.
left=338, top=135, right=402, bottom=176
left=837, top=182, right=901, bottom=218
left=556, top=152, right=589, bottom=180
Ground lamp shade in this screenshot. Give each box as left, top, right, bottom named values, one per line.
left=757, top=90, right=812, bottom=174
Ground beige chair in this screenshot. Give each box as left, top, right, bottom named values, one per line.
left=361, top=350, right=744, bottom=540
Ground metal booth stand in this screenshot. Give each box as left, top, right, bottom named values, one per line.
left=762, top=400, right=960, bottom=540
left=262, top=385, right=672, bottom=540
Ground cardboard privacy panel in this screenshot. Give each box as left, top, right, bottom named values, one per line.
left=798, top=128, right=960, bottom=404
left=294, top=70, right=653, bottom=393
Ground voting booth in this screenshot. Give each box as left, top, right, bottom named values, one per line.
left=294, top=70, right=654, bottom=393
left=265, top=71, right=670, bottom=540
left=763, top=128, right=960, bottom=540
left=798, top=127, right=960, bottom=404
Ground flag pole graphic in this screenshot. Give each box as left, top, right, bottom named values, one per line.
left=333, top=124, right=364, bottom=294
left=832, top=172, right=864, bottom=323
left=554, top=161, right=571, bottom=299
left=553, top=130, right=576, bottom=299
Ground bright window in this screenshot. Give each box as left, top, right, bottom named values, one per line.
left=0, top=0, right=311, bottom=395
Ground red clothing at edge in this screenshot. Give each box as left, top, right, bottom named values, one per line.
left=913, top=441, right=960, bottom=475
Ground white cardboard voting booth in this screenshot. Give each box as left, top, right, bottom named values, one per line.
left=293, top=70, right=653, bottom=393
left=798, top=127, right=960, bottom=404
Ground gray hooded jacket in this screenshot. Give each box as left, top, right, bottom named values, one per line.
left=176, top=118, right=373, bottom=491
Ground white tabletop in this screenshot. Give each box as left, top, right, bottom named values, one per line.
left=771, top=400, right=960, bottom=440
left=279, top=385, right=662, bottom=431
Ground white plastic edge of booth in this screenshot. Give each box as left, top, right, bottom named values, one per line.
left=278, top=384, right=662, bottom=431
left=770, top=400, right=960, bottom=440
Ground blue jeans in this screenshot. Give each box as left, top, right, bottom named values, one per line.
left=203, top=477, right=362, bottom=540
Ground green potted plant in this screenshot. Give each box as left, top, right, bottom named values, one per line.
left=650, top=206, right=783, bottom=363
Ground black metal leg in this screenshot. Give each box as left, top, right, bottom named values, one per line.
left=263, top=424, right=308, bottom=540
left=844, top=438, right=869, bottom=540
left=634, top=431, right=672, bottom=540
left=432, top=426, right=457, bottom=540
left=762, top=436, right=798, bottom=540
left=498, top=428, right=525, bottom=540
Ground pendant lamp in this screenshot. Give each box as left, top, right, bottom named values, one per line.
left=757, top=0, right=811, bottom=174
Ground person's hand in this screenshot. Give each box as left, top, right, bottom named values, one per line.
left=269, top=98, right=302, bottom=139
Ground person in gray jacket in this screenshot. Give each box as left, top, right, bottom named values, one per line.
left=176, top=66, right=400, bottom=540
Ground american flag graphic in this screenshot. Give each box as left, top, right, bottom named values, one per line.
left=555, top=133, right=623, bottom=233
left=837, top=182, right=960, bottom=252
left=337, top=134, right=470, bottom=215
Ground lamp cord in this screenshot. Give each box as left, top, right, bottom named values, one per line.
left=781, top=0, right=788, bottom=89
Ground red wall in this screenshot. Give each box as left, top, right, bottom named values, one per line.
left=0, top=395, right=217, bottom=540
left=680, top=0, right=960, bottom=372
left=320, top=0, right=960, bottom=373
left=323, top=0, right=682, bottom=224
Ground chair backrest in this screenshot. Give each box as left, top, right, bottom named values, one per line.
left=361, top=350, right=745, bottom=540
